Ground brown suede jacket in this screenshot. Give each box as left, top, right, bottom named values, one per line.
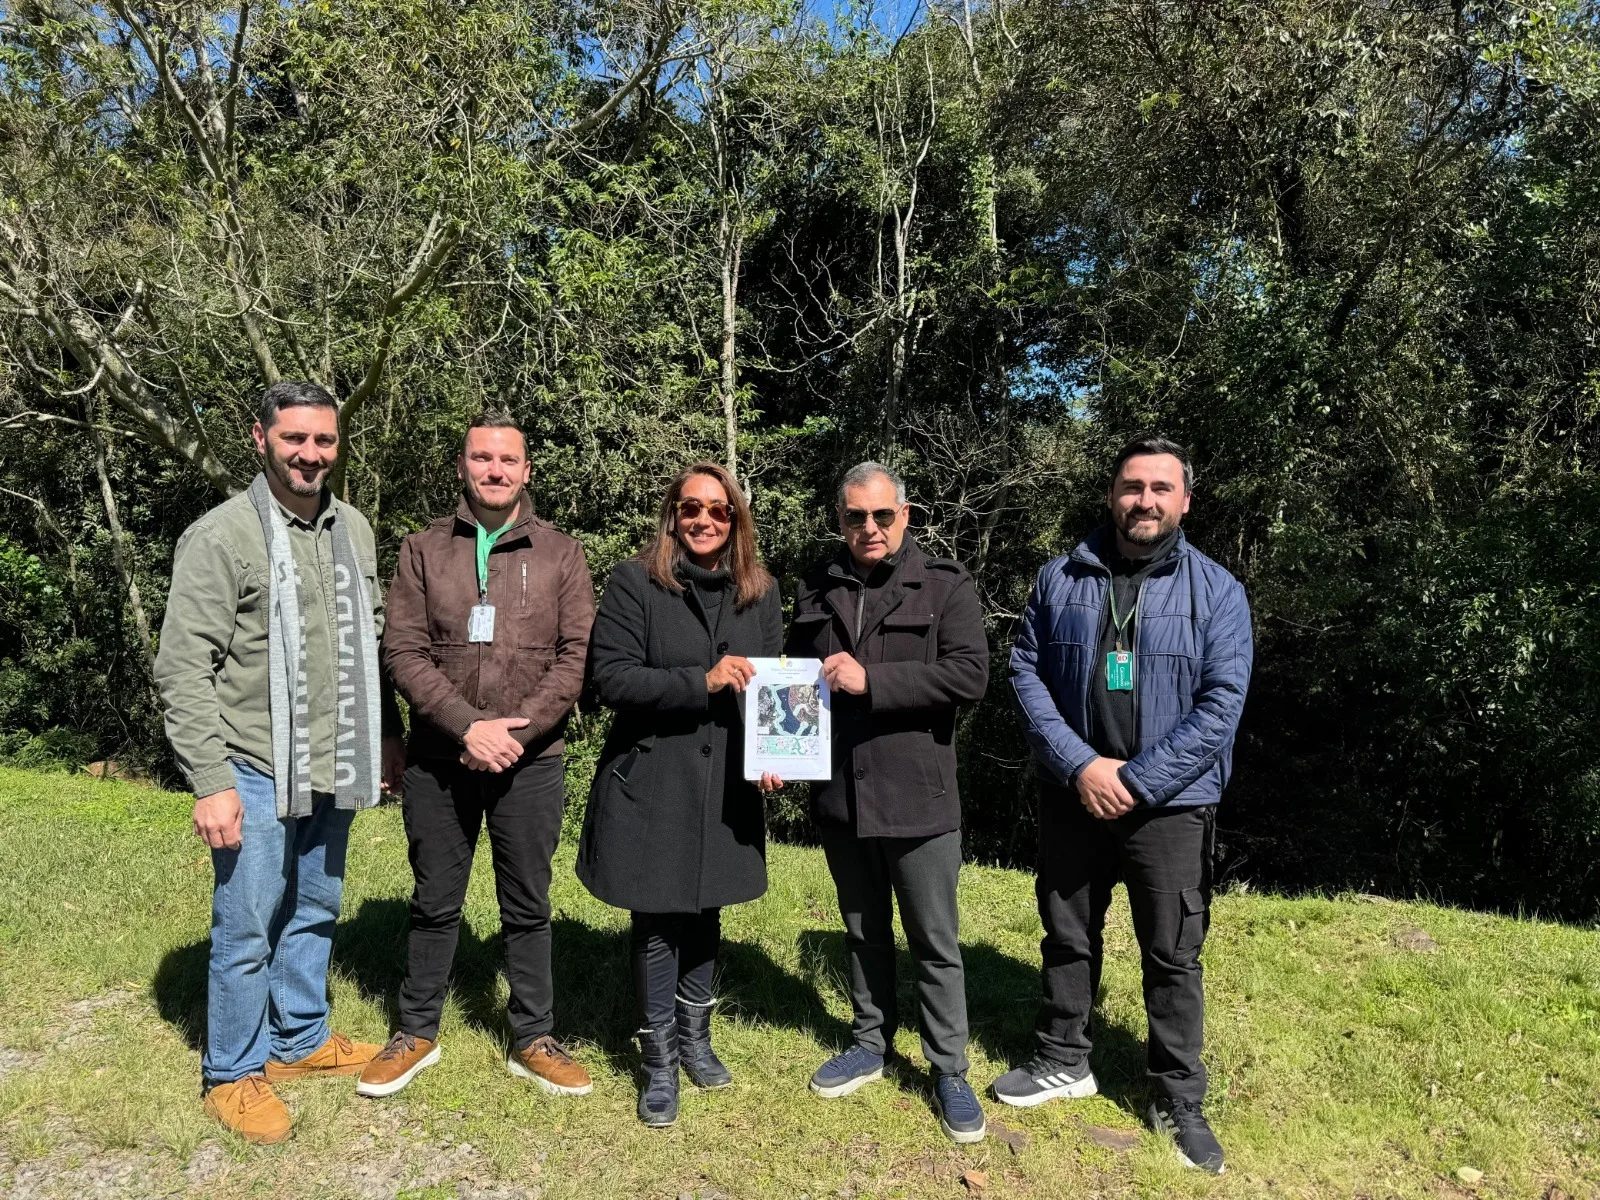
left=382, top=491, right=595, bottom=764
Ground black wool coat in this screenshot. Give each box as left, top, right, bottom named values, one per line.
left=784, top=539, right=989, bottom=839
left=577, top=558, right=783, bottom=913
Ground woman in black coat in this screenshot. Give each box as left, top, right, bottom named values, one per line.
left=577, top=461, right=781, bottom=1127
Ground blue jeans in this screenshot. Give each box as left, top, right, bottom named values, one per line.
left=204, top=760, right=353, bottom=1086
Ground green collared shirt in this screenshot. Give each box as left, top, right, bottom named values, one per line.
left=154, top=487, right=386, bottom=798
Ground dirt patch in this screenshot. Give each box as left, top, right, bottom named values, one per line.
left=55, top=988, right=142, bottom=1050
left=0, top=1116, right=166, bottom=1199
left=0, top=1044, right=44, bottom=1082
left=1084, top=1125, right=1141, bottom=1152
left=1393, top=927, right=1440, bottom=953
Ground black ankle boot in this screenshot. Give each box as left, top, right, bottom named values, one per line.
left=676, top=999, right=732, bottom=1089
left=636, top=1025, right=679, bottom=1127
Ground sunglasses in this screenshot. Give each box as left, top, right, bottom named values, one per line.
left=843, top=507, right=900, bottom=530
left=675, top=497, right=734, bottom=524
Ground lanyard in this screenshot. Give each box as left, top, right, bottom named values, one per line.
left=1108, top=583, right=1137, bottom=652
left=475, top=520, right=513, bottom=599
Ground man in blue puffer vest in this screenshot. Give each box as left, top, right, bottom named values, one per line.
left=994, top=437, right=1252, bottom=1176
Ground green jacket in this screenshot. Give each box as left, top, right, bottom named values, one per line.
left=154, top=488, right=387, bottom=798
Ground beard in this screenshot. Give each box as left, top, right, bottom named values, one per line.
left=266, top=445, right=329, bottom=497
left=466, top=476, right=519, bottom=513
left=1116, top=507, right=1181, bottom=545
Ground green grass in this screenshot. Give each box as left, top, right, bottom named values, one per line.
left=0, top=766, right=1596, bottom=1199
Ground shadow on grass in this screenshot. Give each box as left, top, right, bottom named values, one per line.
left=791, top=930, right=1148, bottom=1112
left=154, top=901, right=848, bottom=1083
left=548, top=916, right=852, bottom=1076
left=151, top=939, right=209, bottom=1052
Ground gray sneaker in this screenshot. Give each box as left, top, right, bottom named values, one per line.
left=990, top=1053, right=1098, bottom=1107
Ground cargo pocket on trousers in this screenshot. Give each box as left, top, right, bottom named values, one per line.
left=1174, top=886, right=1208, bottom=961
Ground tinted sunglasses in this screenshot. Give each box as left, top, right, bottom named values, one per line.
left=675, top=497, right=734, bottom=524
left=843, top=507, right=900, bottom=529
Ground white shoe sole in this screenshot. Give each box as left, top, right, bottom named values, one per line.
left=507, top=1054, right=593, bottom=1095
left=992, top=1070, right=1099, bottom=1108
left=940, top=1115, right=988, bottom=1144
left=355, top=1044, right=441, bottom=1097
left=809, top=1067, right=883, bottom=1098
left=1176, top=1149, right=1226, bottom=1174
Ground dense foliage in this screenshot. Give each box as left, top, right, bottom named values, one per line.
left=4, top=0, right=1598, bottom=918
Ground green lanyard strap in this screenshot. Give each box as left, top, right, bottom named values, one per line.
left=1107, top=585, right=1137, bottom=652
left=475, top=520, right=513, bottom=599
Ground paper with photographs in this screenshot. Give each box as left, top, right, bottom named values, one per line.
left=741, top=657, right=832, bottom=781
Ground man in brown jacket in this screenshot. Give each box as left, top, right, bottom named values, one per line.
left=357, top=411, right=596, bottom=1099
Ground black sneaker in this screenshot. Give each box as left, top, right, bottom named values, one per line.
left=990, top=1054, right=1098, bottom=1107
left=1146, top=1098, right=1225, bottom=1174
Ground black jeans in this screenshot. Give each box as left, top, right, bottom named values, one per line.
left=630, top=909, right=720, bottom=1031
left=820, top=825, right=969, bottom=1077
left=398, top=754, right=566, bottom=1050
left=1034, top=788, right=1215, bottom=1103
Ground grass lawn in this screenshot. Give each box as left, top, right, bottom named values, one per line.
left=0, top=766, right=1596, bottom=1199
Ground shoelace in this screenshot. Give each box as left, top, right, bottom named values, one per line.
left=1161, top=1100, right=1208, bottom=1132
left=528, top=1037, right=575, bottom=1065
left=329, top=1033, right=355, bottom=1059
left=1024, top=1055, right=1069, bottom=1079
left=834, top=1046, right=878, bottom=1071
left=237, top=1076, right=277, bottom=1111
left=375, top=1033, right=418, bottom=1062
left=938, top=1076, right=977, bottom=1104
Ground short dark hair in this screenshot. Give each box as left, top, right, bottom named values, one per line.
left=1109, top=436, right=1193, bottom=493
left=258, top=380, right=337, bottom=430
left=463, top=410, right=524, bottom=449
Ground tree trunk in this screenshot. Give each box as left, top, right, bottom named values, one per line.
left=719, top=205, right=742, bottom=482
left=88, top=410, right=158, bottom=682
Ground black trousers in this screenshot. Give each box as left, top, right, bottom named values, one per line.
left=398, top=754, right=566, bottom=1050
left=1034, top=788, right=1215, bottom=1103
left=820, top=825, right=969, bottom=1077
left=630, top=909, right=720, bottom=1031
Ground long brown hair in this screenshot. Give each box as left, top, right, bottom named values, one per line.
left=641, top=462, right=773, bottom=610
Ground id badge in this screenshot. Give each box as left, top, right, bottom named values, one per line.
left=1105, top=650, right=1134, bottom=691
left=468, top=604, right=496, bottom=643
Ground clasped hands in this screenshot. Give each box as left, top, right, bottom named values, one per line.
left=461, top=717, right=528, bottom=772
left=1075, top=755, right=1138, bottom=820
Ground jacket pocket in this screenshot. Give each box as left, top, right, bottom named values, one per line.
left=881, top=612, right=936, bottom=663
left=432, top=644, right=477, bottom=706
left=612, top=733, right=657, bottom=796
left=513, top=646, right=555, bottom=695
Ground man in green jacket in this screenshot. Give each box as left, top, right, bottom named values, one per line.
left=155, top=380, right=402, bottom=1144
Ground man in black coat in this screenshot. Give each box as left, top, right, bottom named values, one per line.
left=784, top=462, right=990, bottom=1144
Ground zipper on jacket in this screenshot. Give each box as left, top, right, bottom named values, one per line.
left=1132, top=576, right=1150, bottom=738
left=1083, top=564, right=1108, bottom=741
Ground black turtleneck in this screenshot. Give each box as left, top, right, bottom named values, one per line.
left=1087, top=524, right=1180, bottom=763
left=680, top=559, right=730, bottom=641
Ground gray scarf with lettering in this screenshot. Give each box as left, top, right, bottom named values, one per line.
left=247, top=472, right=382, bottom=818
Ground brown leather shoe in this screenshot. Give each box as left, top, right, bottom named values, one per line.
left=203, top=1075, right=292, bottom=1145
left=507, top=1035, right=592, bottom=1096
left=356, top=1032, right=440, bottom=1098
left=264, top=1032, right=381, bottom=1082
